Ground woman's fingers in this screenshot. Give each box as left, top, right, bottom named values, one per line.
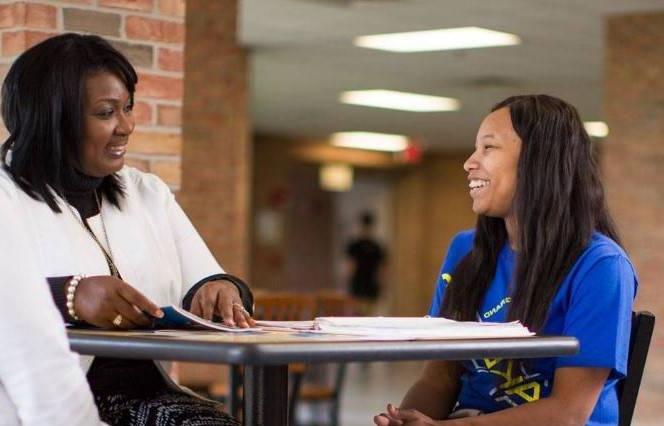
left=117, top=283, right=163, bottom=318
left=109, top=313, right=139, bottom=330
left=217, top=289, right=236, bottom=326
left=233, top=303, right=253, bottom=328
left=189, top=294, right=203, bottom=317
left=201, top=292, right=215, bottom=321
left=374, top=414, right=389, bottom=425
left=374, top=413, right=402, bottom=426
left=188, top=281, right=256, bottom=328
left=114, top=297, right=152, bottom=328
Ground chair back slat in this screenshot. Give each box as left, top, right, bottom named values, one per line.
left=618, top=311, right=655, bottom=426
left=253, top=291, right=316, bottom=321
left=315, top=291, right=359, bottom=317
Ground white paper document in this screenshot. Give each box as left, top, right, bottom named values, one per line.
left=312, top=317, right=534, bottom=339
left=255, top=320, right=316, bottom=331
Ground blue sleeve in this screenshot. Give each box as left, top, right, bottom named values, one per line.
left=427, top=230, right=474, bottom=317
left=555, top=255, right=636, bottom=378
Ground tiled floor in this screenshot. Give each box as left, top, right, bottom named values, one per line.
left=296, top=357, right=664, bottom=426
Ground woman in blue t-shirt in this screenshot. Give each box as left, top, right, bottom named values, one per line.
left=374, top=95, right=636, bottom=426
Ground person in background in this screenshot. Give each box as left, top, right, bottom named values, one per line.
left=0, top=198, right=105, bottom=426
left=0, top=33, right=254, bottom=425
left=374, top=95, right=636, bottom=426
left=346, top=211, right=387, bottom=312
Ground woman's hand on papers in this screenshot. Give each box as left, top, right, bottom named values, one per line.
left=374, top=404, right=444, bottom=426
left=75, top=275, right=163, bottom=329
left=189, top=280, right=256, bottom=328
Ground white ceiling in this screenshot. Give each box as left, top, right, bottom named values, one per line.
left=240, top=0, right=664, bottom=151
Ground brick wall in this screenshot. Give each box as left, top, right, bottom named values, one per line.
left=0, top=0, right=186, bottom=188
left=604, top=12, right=664, bottom=422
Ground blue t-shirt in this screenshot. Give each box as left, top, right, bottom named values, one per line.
left=428, top=230, right=637, bottom=426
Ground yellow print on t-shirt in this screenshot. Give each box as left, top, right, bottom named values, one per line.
left=471, top=358, right=549, bottom=406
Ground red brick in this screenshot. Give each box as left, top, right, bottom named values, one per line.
left=129, top=131, right=181, bottom=155
left=0, top=3, right=54, bottom=29
left=158, top=0, right=185, bottom=18
left=157, top=47, right=183, bottom=72
left=125, top=16, right=184, bottom=43
left=99, top=0, right=154, bottom=12
left=2, top=30, right=55, bottom=57
left=137, top=73, right=183, bottom=100
left=25, top=3, right=57, bottom=29
left=132, top=100, right=153, bottom=125
left=150, top=159, right=181, bottom=187
left=157, top=104, right=181, bottom=127
left=0, top=3, right=21, bottom=29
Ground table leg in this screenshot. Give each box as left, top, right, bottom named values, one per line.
left=244, top=364, right=289, bottom=426
left=229, top=365, right=243, bottom=418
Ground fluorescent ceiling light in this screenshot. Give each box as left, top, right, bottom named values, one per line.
left=354, top=26, right=521, bottom=52
left=331, top=132, right=408, bottom=152
left=340, top=90, right=460, bottom=112
left=584, top=121, right=609, bottom=138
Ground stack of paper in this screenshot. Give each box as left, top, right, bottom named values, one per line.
left=312, top=317, right=534, bottom=339
left=255, top=320, right=316, bottom=331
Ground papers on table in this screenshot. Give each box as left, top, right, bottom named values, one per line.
left=255, top=320, right=316, bottom=331
left=314, top=317, right=534, bottom=339
left=255, top=317, right=534, bottom=340
left=71, top=305, right=533, bottom=339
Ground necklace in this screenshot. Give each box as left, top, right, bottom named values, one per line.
left=67, top=191, right=120, bottom=278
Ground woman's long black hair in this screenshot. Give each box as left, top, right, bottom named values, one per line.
left=441, top=95, right=621, bottom=332
left=1, top=33, right=137, bottom=212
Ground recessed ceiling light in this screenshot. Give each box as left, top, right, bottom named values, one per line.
left=319, top=163, right=353, bottom=192
left=354, top=26, right=521, bottom=52
left=331, top=132, right=408, bottom=152
left=584, top=121, right=609, bottom=138
left=340, top=90, right=460, bottom=112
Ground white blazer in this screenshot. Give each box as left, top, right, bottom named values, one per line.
left=0, top=187, right=104, bottom=425
left=0, top=166, right=225, bottom=372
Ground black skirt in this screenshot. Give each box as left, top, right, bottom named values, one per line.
left=88, top=358, right=238, bottom=426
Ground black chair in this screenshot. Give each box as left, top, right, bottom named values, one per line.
left=618, top=311, right=655, bottom=426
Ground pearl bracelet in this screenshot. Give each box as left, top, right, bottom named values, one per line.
left=66, top=275, right=85, bottom=321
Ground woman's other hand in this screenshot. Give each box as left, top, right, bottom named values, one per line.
left=74, top=275, right=164, bottom=329
left=374, top=404, right=441, bottom=426
left=190, top=280, right=256, bottom=328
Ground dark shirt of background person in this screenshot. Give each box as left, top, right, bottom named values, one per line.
left=346, top=212, right=386, bottom=301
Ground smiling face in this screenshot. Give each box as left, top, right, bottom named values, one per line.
left=79, top=71, right=134, bottom=177
left=463, top=107, right=522, bottom=220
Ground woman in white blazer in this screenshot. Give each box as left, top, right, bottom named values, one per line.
left=0, top=33, right=254, bottom=425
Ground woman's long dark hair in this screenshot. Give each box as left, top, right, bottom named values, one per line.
left=441, top=95, right=621, bottom=332
left=1, top=33, right=137, bottom=212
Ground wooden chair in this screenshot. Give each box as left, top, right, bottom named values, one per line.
left=253, top=291, right=317, bottom=321
left=618, top=311, right=655, bottom=426
left=291, top=292, right=358, bottom=426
